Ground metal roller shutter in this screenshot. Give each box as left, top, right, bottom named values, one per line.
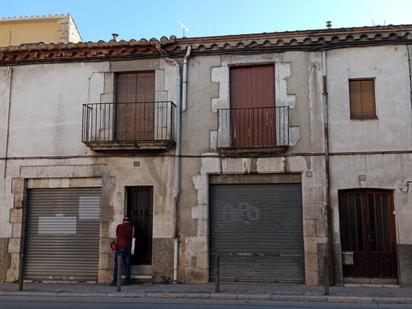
left=24, top=188, right=101, bottom=281
left=209, top=183, right=304, bottom=283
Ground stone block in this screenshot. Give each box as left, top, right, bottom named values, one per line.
left=99, top=223, right=111, bottom=238
left=11, top=179, right=24, bottom=194
left=0, top=238, right=10, bottom=283
left=196, top=253, right=208, bottom=270
left=303, top=219, right=316, bottom=237
left=303, top=204, right=324, bottom=220
left=304, top=252, right=319, bottom=285
left=49, top=178, right=69, bottom=188
left=13, top=193, right=24, bottom=209
left=154, top=69, right=165, bottom=90
left=304, top=236, right=327, bottom=255
left=98, top=268, right=112, bottom=284
left=152, top=238, right=174, bottom=283
left=6, top=268, right=18, bottom=283
left=69, top=178, right=102, bottom=188
left=11, top=224, right=21, bottom=238
left=287, top=156, right=307, bottom=172
left=29, top=178, right=49, bottom=189
left=315, top=219, right=327, bottom=237
left=100, top=202, right=114, bottom=223
left=9, top=208, right=22, bottom=224
left=221, top=158, right=244, bottom=174
left=256, top=158, right=284, bottom=173
left=99, top=238, right=113, bottom=254
left=98, top=253, right=111, bottom=269
left=191, top=206, right=207, bottom=220
left=100, top=93, right=113, bottom=103
left=9, top=253, right=19, bottom=270
left=185, top=236, right=207, bottom=253
left=8, top=238, right=20, bottom=254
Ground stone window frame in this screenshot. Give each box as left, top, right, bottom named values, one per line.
left=188, top=156, right=328, bottom=285
left=210, top=54, right=300, bottom=150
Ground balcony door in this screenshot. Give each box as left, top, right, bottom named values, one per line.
left=339, top=190, right=397, bottom=280
left=230, top=65, right=276, bottom=147
left=115, top=71, right=155, bottom=141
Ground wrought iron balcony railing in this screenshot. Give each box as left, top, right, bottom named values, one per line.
left=216, top=106, right=289, bottom=149
left=82, top=101, right=175, bottom=150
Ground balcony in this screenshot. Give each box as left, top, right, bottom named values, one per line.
left=216, top=106, right=289, bottom=155
left=82, top=101, right=175, bottom=152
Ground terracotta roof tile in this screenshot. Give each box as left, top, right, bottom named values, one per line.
left=0, top=24, right=412, bottom=65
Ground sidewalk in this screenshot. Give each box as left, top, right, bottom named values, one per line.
left=1, top=282, right=412, bottom=304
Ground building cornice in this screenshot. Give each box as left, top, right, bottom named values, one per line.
left=1, top=24, right=412, bottom=65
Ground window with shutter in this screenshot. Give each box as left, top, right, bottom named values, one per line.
left=349, top=78, right=377, bottom=120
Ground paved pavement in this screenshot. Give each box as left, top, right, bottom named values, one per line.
left=1, top=282, right=412, bottom=304
left=2, top=296, right=412, bottom=309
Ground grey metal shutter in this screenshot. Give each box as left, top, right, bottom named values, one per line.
left=209, top=183, right=304, bottom=283
left=25, top=188, right=101, bottom=281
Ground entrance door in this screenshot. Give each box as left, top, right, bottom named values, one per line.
left=230, top=65, right=276, bottom=147
left=339, top=190, right=397, bottom=280
left=115, top=72, right=155, bottom=141
left=126, top=187, right=153, bottom=265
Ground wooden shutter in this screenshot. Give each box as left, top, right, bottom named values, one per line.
left=349, top=79, right=376, bottom=119
left=115, top=72, right=155, bottom=141
left=230, top=65, right=276, bottom=147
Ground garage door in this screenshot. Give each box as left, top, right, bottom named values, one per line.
left=209, top=183, right=304, bottom=283
left=24, top=188, right=101, bottom=281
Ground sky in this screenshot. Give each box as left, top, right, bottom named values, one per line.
left=1, top=0, right=412, bottom=42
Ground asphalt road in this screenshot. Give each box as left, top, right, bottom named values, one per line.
left=0, top=297, right=412, bottom=309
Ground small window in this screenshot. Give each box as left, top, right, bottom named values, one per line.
left=349, top=78, right=376, bottom=120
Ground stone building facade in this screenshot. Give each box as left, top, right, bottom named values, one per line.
left=0, top=24, right=411, bottom=286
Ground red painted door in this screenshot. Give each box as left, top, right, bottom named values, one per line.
left=230, top=65, right=276, bottom=147
left=339, top=190, right=397, bottom=280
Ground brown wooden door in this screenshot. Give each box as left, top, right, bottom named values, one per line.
left=115, top=72, right=155, bottom=141
left=230, top=65, right=276, bottom=147
left=339, top=190, right=397, bottom=279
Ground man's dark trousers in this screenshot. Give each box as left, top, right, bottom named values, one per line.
left=113, top=248, right=131, bottom=284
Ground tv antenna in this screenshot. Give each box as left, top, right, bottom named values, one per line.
left=177, top=20, right=190, bottom=38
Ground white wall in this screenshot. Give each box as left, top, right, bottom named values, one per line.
left=327, top=45, right=412, bottom=153
left=5, top=62, right=108, bottom=157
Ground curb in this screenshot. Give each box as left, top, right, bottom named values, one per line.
left=1, top=291, right=412, bottom=304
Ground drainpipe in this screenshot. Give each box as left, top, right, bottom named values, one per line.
left=182, top=45, right=192, bottom=112
left=3, top=67, right=13, bottom=178
left=172, top=45, right=192, bottom=283
left=406, top=45, right=412, bottom=109
left=321, top=48, right=334, bottom=284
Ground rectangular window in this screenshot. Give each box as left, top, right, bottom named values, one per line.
left=349, top=78, right=376, bottom=120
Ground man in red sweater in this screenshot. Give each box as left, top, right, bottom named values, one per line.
left=112, top=217, right=134, bottom=285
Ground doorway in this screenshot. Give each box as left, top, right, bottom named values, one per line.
left=126, top=186, right=153, bottom=265
left=338, top=189, right=397, bottom=281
